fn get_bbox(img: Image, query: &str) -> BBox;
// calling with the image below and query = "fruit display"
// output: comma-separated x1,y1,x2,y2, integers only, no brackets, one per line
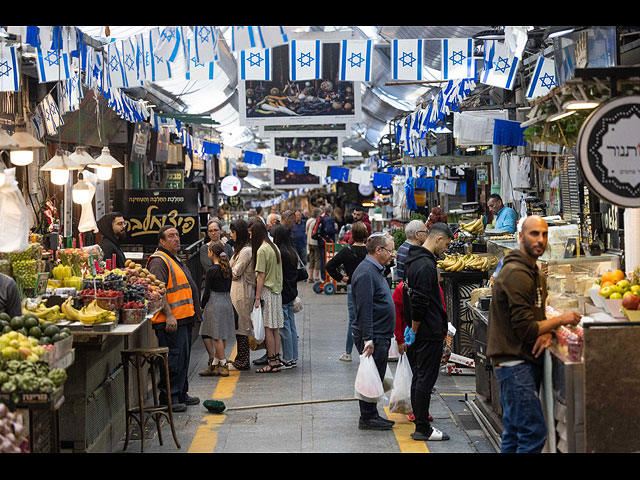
61,298,116,325
597,270,633,300
458,216,485,235
0,358,67,394
21,301,65,323
0,402,27,453
437,253,498,272
0,330,47,361
0,312,71,347
426,207,448,230
123,260,166,302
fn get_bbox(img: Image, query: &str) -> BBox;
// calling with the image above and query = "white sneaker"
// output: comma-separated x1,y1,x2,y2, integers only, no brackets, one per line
339,353,352,362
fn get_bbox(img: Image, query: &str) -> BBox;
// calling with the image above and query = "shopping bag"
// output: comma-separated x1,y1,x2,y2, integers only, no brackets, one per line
383,363,394,393
293,296,304,313
251,304,265,343
389,353,413,415
388,337,400,360
354,354,385,403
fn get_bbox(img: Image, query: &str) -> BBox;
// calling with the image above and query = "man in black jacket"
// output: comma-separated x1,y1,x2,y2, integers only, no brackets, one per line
97,212,128,269
403,222,452,441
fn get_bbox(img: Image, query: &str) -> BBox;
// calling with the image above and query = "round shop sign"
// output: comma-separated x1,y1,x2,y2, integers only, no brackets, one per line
220,175,242,197
358,184,374,196
577,95,640,207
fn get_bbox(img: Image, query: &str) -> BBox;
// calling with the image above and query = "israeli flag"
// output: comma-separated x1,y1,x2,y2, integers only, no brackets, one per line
40,93,63,136
391,39,423,81
57,74,82,115
85,46,104,89
193,26,218,63
187,39,216,81
289,40,322,81
339,39,373,82
142,28,173,82
239,47,271,81
480,40,519,90
36,48,71,83
526,56,556,100
231,26,291,51
155,26,184,63
441,38,475,80
105,42,128,89
32,106,46,139
120,38,142,87
0,46,20,92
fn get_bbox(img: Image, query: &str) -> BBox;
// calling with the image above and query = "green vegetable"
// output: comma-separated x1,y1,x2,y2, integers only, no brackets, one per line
48,368,67,387
0,371,9,384
1,380,16,393
38,377,55,393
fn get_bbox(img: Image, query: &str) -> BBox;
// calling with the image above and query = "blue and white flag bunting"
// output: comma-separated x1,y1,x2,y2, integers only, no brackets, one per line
193,26,218,63
40,93,63,136
289,40,322,81
239,47,271,81
441,38,475,80
117,38,143,88
0,46,20,92
526,56,556,99
142,28,173,82
32,106,45,139
339,39,373,82
480,40,519,90
187,39,216,81
36,48,71,83
243,150,263,166
330,166,349,182
287,158,306,174
391,39,423,81
155,26,184,63
85,46,104,89
57,74,82,115
231,26,291,52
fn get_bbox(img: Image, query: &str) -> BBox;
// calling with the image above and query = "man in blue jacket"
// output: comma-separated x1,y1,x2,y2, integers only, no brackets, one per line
403,222,453,441
486,194,518,234
351,232,396,430
317,204,337,280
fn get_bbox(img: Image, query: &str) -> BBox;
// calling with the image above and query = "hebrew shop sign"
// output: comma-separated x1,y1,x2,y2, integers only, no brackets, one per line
577,95,640,208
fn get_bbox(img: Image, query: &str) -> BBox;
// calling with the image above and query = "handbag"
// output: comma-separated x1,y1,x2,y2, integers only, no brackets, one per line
295,250,309,282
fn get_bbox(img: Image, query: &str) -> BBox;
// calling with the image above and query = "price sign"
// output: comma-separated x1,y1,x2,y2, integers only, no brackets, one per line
35,272,50,296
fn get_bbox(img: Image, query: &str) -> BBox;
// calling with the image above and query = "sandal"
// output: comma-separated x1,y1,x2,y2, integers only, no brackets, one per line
256,355,281,373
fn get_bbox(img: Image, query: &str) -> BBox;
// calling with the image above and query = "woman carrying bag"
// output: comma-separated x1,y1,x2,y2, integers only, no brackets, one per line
229,219,255,371
272,225,300,369
250,219,284,373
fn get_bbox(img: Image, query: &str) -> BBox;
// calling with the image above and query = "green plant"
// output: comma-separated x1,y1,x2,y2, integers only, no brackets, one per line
410,212,427,222
392,229,407,250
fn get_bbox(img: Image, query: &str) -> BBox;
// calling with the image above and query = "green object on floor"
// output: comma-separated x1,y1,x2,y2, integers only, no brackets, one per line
203,400,226,413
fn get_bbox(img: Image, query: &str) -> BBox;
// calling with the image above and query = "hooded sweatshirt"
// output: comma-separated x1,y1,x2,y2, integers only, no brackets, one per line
487,249,548,366
403,244,448,342
97,213,126,269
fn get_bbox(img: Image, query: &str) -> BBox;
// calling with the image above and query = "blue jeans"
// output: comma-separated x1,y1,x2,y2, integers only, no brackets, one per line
280,300,299,363
494,362,546,453
345,284,355,354
155,323,192,405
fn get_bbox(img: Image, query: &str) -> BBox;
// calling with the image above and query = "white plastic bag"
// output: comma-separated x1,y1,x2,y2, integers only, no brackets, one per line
383,364,394,393
251,304,265,343
0,168,29,253
389,353,413,415
388,337,400,360
354,354,385,403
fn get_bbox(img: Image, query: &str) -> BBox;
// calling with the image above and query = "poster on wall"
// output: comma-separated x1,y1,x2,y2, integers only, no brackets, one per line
130,122,150,163
238,43,361,127
114,189,200,246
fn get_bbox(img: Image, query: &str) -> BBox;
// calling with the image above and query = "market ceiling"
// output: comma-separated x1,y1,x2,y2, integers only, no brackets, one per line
62,26,563,155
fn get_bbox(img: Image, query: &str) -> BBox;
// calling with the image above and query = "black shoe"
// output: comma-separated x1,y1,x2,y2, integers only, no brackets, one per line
253,353,269,366
184,395,200,406
376,415,395,426
358,416,394,431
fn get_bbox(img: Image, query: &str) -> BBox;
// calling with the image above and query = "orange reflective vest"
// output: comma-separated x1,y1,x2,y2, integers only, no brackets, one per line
147,250,195,325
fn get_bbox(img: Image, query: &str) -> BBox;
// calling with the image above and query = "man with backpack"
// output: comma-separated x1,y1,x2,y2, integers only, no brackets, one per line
312,204,337,281
402,222,453,441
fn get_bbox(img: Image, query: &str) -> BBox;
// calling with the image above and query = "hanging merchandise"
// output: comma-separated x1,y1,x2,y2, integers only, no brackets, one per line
76,171,99,233
0,167,29,253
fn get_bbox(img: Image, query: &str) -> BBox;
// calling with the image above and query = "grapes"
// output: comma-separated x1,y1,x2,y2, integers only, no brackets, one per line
124,284,146,303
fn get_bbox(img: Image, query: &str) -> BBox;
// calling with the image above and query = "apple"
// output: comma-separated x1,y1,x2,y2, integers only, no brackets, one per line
631,285,640,295
600,286,614,298
617,279,631,293
623,292,640,310
609,292,623,300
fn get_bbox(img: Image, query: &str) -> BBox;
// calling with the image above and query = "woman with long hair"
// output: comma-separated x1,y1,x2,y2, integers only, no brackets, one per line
249,219,284,373
229,219,255,370
199,241,236,377
272,224,300,369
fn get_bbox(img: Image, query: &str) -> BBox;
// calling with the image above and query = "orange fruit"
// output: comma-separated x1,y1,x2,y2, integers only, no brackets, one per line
611,270,625,283
601,281,614,288
601,272,615,284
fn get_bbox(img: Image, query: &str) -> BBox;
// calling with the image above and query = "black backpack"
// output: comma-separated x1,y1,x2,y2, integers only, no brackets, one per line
311,215,326,241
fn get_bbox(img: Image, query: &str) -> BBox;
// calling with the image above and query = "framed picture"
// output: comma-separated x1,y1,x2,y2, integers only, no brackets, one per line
238,43,361,127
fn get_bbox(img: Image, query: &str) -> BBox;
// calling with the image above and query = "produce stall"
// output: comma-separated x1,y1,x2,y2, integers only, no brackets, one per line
1,235,166,452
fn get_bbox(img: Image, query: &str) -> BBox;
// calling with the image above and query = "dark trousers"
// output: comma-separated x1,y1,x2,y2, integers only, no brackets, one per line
407,338,443,434
353,335,391,419
155,323,192,405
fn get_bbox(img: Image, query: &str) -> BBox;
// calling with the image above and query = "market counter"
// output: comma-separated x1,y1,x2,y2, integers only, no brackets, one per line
59,317,156,453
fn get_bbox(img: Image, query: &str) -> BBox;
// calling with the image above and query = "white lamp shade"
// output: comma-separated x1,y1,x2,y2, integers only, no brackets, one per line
69,146,94,167
50,169,70,185
95,166,113,180
89,146,123,169
10,149,34,166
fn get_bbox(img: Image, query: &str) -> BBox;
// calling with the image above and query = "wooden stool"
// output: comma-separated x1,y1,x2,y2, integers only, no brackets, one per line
121,347,181,452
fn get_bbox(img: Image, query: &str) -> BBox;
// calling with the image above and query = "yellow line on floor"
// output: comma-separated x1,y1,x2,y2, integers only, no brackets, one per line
384,407,430,453
187,344,240,453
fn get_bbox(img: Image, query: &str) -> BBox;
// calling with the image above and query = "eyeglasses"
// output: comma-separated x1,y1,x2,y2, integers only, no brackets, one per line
416,230,427,235
379,246,395,255
115,221,127,227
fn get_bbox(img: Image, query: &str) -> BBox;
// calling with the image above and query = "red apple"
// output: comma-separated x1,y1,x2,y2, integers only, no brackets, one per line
622,292,640,310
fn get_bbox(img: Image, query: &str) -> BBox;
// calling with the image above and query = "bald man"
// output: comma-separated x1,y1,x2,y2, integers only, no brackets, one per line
488,215,581,453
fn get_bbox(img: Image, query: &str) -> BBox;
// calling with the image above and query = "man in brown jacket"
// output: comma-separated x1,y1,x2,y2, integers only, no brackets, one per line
488,215,581,453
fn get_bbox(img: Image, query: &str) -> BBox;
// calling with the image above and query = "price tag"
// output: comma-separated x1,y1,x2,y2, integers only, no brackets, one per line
35,272,50,296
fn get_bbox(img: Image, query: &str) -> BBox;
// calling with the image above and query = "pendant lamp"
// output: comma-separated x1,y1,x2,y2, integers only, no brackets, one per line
40,149,83,185
88,146,123,181
9,120,45,166
72,175,92,204
69,145,94,168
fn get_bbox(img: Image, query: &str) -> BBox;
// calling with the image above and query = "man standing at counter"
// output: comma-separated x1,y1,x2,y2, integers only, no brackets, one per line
487,215,581,453
147,226,201,413
486,194,518,234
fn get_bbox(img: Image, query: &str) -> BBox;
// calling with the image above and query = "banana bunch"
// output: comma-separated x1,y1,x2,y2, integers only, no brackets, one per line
437,253,498,272
62,298,116,325
22,302,65,323
459,216,484,235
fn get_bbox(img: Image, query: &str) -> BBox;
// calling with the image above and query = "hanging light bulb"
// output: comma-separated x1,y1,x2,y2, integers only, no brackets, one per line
9,120,45,166
88,146,123,181
40,150,83,185
72,177,92,204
